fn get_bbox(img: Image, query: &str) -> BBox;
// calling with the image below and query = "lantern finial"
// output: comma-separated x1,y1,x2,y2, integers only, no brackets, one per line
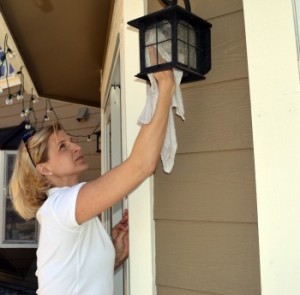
160,0,191,13
160,0,177,7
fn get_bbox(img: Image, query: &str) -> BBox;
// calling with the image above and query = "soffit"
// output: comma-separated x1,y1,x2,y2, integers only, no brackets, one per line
0,0,113,107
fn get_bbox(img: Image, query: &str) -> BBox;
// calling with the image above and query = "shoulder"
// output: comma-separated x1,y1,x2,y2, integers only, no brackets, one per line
48,182,86,198
37,182,86,229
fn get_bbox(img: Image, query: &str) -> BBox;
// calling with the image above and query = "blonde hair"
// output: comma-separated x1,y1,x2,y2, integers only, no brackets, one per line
9,122,63,220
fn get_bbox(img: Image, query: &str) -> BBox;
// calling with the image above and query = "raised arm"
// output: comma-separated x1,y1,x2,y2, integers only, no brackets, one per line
76,69,175,224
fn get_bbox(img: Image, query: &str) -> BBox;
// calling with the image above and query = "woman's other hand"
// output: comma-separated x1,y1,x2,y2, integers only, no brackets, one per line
112,209,129,270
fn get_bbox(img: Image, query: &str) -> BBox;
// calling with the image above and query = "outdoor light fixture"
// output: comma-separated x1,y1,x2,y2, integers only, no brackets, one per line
127,0,212,83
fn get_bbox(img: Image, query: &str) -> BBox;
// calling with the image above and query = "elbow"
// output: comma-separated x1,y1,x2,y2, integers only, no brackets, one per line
129,155,158,179
143,157,158,177
144,163,156,177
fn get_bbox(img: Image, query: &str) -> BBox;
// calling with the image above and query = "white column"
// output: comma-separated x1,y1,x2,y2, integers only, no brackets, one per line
243,0,300,294
120,1,157,295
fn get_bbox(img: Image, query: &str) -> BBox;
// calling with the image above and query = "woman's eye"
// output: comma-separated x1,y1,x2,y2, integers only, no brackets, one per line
59,143,66,150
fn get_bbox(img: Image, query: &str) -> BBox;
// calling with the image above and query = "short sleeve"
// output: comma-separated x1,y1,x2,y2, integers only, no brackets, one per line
48,182,86,230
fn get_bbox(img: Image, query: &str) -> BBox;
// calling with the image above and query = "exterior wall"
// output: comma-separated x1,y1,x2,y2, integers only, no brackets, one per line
149,1,261,294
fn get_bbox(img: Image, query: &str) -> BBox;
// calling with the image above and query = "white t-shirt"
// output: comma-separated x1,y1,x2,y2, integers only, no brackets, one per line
36,182,115,295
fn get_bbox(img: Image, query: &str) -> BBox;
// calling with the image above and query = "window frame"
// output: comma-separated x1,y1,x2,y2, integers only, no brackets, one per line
0,150,38,248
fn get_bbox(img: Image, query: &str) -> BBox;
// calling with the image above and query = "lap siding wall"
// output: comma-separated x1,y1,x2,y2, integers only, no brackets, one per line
149,1,261,294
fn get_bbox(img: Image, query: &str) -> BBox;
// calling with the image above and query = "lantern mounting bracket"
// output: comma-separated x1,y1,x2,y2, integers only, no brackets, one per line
160,0,191,12
160,0,177,7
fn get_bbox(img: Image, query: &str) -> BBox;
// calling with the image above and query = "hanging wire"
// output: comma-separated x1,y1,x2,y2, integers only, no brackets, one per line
43,98,101,144
16,66,24,100
1,34,101,145
47,98,60,122
28,94,38,128
67,121,101,141
1,35,22,106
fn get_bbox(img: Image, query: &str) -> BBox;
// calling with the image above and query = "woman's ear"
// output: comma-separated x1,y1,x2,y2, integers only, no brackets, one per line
36,163,53,176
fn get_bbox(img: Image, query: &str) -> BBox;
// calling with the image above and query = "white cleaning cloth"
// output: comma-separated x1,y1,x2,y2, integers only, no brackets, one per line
138,22,185,173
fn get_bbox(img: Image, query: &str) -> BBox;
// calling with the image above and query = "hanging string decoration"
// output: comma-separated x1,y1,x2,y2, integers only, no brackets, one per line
1,33,101,150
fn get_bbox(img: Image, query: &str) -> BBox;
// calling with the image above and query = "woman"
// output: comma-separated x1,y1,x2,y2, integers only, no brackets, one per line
9,68,175,294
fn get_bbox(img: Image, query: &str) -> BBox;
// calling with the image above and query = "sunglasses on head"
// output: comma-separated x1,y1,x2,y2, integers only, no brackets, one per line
22,129,36,167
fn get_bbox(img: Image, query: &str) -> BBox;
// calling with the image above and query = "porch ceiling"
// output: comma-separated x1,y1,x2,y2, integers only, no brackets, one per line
0,0,113,107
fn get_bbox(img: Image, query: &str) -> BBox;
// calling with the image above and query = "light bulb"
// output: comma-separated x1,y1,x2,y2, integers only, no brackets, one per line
44,114,50,121
7,48,15,58
25,123,31,130
17,92,24,100
5,97,13,105
87,135,92,142
20,110,26,118
31,95,38,103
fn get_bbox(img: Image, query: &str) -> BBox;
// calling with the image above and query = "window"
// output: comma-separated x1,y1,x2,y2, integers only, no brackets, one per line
0,151,38,248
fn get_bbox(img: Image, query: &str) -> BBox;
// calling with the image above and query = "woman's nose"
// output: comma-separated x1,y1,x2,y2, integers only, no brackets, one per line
71,141,82,152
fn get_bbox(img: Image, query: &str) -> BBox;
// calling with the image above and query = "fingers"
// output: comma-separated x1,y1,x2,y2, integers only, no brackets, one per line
112,210,130,269
120,209,128,224
112,210,129,229
113,230,129,257
114,228,128,243
112,209,129,240
114,230,129,269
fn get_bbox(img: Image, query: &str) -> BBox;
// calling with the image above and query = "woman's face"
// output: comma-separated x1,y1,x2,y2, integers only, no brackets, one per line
38,129,89,186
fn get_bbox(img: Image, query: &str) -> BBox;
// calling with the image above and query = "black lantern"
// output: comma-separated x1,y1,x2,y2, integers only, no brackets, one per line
127,0,212,83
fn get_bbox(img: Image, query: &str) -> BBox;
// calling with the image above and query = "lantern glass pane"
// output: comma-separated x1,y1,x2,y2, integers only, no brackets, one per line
189,46,197,69
157,21,172,42
145,40,172,67
178,41,197,69
145,21,172,45
178,22,189,43
177,21,198,68
178,40,188,65
145,20,172,67
178,21,196,46
189,28,196,47
157,41,172,63
145,26,156,46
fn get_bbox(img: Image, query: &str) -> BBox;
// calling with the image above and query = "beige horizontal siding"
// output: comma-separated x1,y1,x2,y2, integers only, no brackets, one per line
155,150,257,223
157,285,215,295
156,221,260,295
152,0,260,294
200,10,248,85
177,79,253,153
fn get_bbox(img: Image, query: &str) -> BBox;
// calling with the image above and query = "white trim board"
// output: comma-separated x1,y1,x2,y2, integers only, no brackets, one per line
243,0,300,293
101,0,156,294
